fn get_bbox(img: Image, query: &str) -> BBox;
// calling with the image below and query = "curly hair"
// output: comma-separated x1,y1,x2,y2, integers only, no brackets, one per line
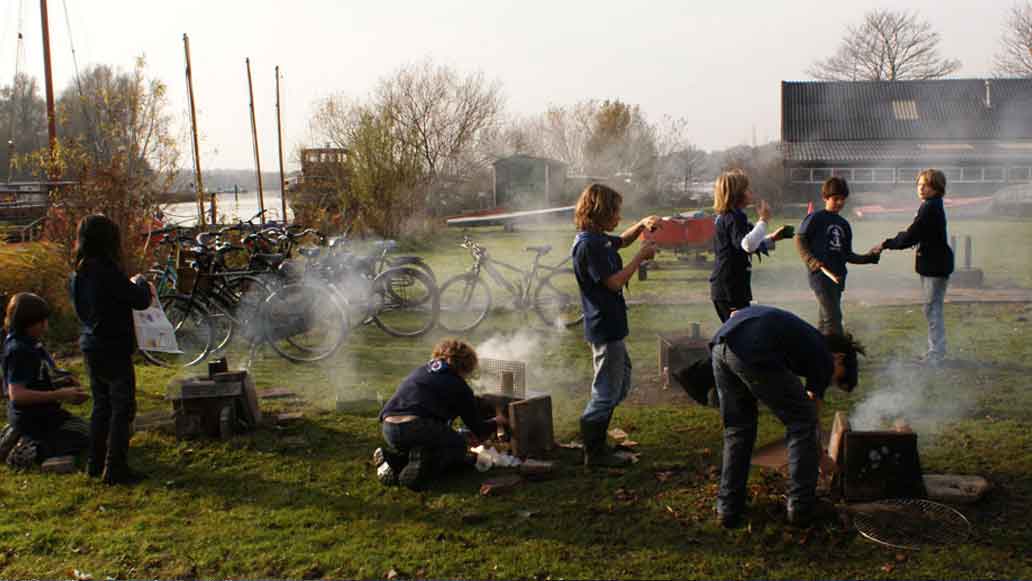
4,292,51,335
712,170,750,214
918,169,947,197
431,338,479,377
574,183,622,232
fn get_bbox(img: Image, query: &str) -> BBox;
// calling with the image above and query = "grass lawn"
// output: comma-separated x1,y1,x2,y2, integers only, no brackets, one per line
1,213,1031,579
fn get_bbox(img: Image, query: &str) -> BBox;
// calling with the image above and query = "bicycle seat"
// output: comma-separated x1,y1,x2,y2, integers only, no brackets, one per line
298,247,322,259
524,245,552,256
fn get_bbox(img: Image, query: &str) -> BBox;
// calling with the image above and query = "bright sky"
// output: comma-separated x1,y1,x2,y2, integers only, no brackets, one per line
0,0,1005,170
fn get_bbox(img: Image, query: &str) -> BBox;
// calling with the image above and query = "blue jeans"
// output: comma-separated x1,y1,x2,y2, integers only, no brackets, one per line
381,418,468,476
921,276,948,359
711,343,819,516
581,340,632,423
813,281,844,336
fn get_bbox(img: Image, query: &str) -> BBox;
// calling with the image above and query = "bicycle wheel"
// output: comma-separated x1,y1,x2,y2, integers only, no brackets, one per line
386,257,437,286
371,266,439,337
437,272,492,332
262,282,348,363
209,275,272,352
534,268,584,329
140,294,214,367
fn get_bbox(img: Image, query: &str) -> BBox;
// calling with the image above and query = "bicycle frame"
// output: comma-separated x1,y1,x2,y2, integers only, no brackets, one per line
473,251,572,308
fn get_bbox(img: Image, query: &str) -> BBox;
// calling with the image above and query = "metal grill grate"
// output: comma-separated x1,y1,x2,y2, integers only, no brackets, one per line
851,498,972,549
478,358,526,398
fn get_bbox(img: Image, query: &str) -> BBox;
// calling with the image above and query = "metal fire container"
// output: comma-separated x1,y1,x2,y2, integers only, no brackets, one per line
842,430,926,501
479,358,526,398
476,391,554,458
658,324,714,405
168,370,259,440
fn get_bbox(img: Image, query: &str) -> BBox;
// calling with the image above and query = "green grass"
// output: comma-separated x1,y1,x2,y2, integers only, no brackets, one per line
1,215,1031,579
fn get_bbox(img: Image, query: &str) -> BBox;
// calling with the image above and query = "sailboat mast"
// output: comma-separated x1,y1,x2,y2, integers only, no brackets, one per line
275,66,287,223
183,34,207,227
246,58,265,223
39,0,57,178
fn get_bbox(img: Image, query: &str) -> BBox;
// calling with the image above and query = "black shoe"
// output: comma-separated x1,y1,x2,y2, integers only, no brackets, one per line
101,465,147,486
718,511,745,529
398,447,430,491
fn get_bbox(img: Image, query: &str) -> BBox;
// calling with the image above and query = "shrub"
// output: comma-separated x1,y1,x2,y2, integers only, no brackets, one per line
0,242,79,345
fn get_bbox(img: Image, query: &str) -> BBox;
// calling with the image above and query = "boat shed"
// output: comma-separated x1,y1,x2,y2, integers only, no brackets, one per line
492,154,568,209
781,79,1032,199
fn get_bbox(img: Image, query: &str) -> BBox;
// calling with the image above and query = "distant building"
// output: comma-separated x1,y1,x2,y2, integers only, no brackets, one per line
781,79,1032,199
492,154,568,209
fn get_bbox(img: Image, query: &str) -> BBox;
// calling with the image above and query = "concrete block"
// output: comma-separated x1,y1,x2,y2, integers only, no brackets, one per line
508,395,554,458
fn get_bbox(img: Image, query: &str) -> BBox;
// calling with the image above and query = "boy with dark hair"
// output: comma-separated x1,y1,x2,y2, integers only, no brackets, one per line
796,176,880,335
572,183,658,467
710,305,862,528
375,338,505,491
1,293,89,471
875,169,954,363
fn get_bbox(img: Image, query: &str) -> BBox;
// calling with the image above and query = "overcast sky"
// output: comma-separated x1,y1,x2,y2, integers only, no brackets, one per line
0,0,1007,170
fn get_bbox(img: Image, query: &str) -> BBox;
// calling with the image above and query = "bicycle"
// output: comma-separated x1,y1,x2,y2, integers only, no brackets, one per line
437,235,583,332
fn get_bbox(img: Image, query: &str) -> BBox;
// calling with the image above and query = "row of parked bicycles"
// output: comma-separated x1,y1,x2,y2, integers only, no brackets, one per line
143,211,584,367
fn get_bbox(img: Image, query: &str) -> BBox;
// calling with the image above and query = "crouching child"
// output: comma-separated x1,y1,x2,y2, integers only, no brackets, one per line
375,339,505,491
0,293,89,471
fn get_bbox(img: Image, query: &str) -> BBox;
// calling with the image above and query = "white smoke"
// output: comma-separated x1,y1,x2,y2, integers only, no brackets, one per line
850,359,975,434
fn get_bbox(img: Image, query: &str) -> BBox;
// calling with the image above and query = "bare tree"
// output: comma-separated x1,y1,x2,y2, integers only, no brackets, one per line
995,2,1032,77
808,10,961,81
375,60,503,213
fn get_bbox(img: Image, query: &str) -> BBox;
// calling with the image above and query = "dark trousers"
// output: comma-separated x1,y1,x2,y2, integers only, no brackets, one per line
382,418,468,477
813,282,844,336
713,299,749,323
13,409,89,461
711,343,819,516
84,351,137,472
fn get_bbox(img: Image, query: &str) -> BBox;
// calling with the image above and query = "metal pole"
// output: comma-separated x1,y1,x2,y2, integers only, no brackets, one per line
274,65,287,224
246,58,265,223
183,34,207,227
964,235,972,270
39,0,58,179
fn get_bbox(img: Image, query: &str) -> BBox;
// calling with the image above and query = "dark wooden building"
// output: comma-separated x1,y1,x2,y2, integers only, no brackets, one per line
492,154,568,209
781,79,1032,199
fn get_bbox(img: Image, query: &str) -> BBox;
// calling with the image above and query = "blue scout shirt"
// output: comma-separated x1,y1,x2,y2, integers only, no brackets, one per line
379,360,494,439
710,209,771,304
798,209,853,290
572,231,628,344
2,333,60,431
710,305,834,398
70,257,152,356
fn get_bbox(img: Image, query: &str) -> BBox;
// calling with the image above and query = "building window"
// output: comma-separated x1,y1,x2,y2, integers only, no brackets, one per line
832,168,852,179
984,167,1005,181
852,169,874,183
897,168,919,183
959,168,983,182
892,100,919,120
790,168,811,183
872,168,895,183
943,168,962,182
1008,167,1032,182
812,168,831,181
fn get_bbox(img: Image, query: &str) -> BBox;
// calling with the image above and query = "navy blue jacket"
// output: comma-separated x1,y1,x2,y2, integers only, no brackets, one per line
380,362,494,439
572,231,628,343
71,258,152,355
881,196,954,277
709,209,771,305
710,305,834,398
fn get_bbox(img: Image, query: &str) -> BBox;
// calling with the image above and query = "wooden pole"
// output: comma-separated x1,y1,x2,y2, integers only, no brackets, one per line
274,65,287,223
183,34,207,227
39,0,57,180
246,58,265,223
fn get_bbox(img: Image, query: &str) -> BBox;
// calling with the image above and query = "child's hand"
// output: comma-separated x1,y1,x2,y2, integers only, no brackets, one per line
756,199,772,222
59,387,89,405
869,244,883,254
640,215,661,232
638,240,657,261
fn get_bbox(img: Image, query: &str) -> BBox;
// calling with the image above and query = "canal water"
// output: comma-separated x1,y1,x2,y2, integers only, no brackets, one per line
161,191,294,226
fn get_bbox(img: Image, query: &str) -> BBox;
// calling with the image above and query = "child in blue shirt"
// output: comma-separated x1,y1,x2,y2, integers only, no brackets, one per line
1,293,89,470
796,177,880,335
572,183,657,467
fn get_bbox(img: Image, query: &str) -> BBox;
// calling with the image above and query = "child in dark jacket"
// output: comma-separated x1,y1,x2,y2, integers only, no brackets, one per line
375,339,505,491
1,293,89,470
875,169,954,362
70,215,154,485
796,177,880,335
709,170,791,322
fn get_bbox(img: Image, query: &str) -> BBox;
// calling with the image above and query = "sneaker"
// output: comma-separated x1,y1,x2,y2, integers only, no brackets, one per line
101,465,147,486
398,447,430,491
0,424,21,462
372,448,398,486
717,511,745,529
5,437,38,470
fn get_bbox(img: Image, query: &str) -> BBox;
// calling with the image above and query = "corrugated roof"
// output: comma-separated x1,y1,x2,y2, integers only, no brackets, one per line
782,79,1032,142
782,140,1032,163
